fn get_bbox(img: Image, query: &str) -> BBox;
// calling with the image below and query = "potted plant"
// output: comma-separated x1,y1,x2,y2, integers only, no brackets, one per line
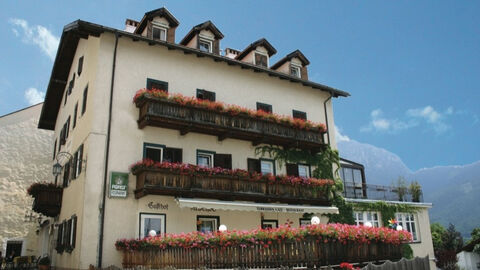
393,177,408,201
38,256,50,270
409,181,422,202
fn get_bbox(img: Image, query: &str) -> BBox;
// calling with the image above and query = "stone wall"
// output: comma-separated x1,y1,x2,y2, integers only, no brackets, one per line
0,103,53,255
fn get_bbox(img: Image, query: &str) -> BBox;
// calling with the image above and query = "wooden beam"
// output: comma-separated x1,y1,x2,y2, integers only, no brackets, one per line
218,132,230,141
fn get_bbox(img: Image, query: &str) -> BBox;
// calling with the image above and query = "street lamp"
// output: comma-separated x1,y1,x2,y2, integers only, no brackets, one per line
364,222,373,227
219,224,227,232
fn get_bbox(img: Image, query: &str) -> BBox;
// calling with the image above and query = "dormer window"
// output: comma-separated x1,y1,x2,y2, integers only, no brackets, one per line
290,65,301,78
152,26,167,41
254,52,268,67
199,38,212,53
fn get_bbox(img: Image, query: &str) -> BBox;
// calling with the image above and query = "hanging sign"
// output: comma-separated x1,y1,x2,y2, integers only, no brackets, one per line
109,172,128,198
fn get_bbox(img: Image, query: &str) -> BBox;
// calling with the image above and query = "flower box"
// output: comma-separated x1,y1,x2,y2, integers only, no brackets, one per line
28,183,63,217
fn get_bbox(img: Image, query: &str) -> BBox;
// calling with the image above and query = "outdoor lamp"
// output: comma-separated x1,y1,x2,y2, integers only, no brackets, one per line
396,225,403,231
364,222,373,227
311,216,320,225
148,230,157,237
219,224,227,232
52,162,63,177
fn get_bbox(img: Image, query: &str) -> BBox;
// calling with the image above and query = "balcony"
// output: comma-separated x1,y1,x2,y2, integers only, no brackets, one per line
30,185,63,217
343,182,423,203
133,167,332,206
135,96,325,151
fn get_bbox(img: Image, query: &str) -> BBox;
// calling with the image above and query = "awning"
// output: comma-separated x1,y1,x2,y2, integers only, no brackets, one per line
175,198,338,214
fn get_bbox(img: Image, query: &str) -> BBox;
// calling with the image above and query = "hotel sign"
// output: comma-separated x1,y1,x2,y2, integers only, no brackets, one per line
109,172,128,198
256,206,306,213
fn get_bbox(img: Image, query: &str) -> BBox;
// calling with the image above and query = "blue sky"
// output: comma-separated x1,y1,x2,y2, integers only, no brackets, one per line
1,1,479,170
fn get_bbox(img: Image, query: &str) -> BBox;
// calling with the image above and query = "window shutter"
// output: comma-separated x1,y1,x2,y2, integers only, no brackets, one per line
72,153,78,179
63,160,70,187
214,154,232,169
301,66,308,80
78,56,84,76
53,140,57,160
77,144,83,176
82,86,88,115
72,216,77,248
247,158,261,174
66,219,72,251
146,21,153,38
163,148,182,163
213,39,220,55
56,223,63,251
286,163,299,176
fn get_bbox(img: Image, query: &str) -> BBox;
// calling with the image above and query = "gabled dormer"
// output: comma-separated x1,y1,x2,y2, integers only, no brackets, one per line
134,7,179,43
235,38,277,68
179,21,224,55
271,50,310,80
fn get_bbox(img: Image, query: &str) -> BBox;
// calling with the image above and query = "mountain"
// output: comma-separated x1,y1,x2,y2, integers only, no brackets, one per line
337,139,480,238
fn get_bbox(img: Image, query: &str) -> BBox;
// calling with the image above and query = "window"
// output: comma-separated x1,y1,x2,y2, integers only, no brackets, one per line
256,102,272,113
290,65,301,78
56,216,76,253
298,164,311,178
261,219,278,229
53,140,57,160
139,213,166,238
292,110,307,120
197,150,214,168
299,218,311,226
254,52,268,67
65,116,70,139
354,211,380,227
197,216,219,233
286,163,310,178
260,159,275,175
248,158,276,176
163,147,182,163
64,87,68,105
196,89,216,101
81,85,88,115
77,56,84,76
396,213,419,242
73,103,78,129
68,74,75,95
152,26,167,41
146,78,168,92
144,143,164,163
198,39,212,53
214,153,232,169
63,159,71,188
72,144,83,179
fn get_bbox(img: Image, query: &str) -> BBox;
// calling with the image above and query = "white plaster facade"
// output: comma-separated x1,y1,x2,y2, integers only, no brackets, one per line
458,250,480,270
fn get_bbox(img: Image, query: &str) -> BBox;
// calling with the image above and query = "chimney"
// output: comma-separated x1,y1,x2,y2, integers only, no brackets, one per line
125,19,139,33
225,48,240,59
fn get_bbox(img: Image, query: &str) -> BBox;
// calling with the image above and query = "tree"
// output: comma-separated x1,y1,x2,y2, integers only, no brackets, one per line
431,222,446,251
442,223,463,251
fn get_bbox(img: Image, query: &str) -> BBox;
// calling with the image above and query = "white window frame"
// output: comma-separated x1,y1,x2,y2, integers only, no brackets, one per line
290,64,301,78
74,146,83,178
298,164,310,178
198,38,213,53
139,213,166,238
197,151,214,168
396,213,419,242
152,24,167,41
254,51,269,67
145,144,164,163
260,159,275,175
354,211,380,227
197,216,219,233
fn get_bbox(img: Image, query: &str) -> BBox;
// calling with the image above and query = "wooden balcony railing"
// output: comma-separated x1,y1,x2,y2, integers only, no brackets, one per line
136,97,325,150
134,168,331,206
32,187,63,217
343,182,424,203
120,239,402,269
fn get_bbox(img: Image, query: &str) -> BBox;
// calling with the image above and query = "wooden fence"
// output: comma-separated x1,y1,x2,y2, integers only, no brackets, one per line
120,239,402,269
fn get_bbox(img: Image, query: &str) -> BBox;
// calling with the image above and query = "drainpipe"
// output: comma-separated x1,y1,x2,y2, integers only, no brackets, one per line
323,92,333,145
98,32,119,268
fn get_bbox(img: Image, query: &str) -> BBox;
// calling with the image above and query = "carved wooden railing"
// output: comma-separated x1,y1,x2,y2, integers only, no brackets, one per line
136,97,325,150
134,168,331,206
120,239,402,269
32,187,63,217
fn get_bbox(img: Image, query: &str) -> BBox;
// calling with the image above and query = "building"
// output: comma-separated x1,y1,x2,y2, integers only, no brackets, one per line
0,103,53,258
339,158,436,269
35,7,353,269
457,238,480,270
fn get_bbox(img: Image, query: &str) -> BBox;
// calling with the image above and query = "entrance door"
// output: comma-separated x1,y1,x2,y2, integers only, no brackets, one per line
6,240,23,258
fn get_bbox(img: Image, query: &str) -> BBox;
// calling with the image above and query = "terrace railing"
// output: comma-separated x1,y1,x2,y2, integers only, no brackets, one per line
343,182,423,203
134,168,331,205
120,239,402,269
31,186,63,217
136,97,325,151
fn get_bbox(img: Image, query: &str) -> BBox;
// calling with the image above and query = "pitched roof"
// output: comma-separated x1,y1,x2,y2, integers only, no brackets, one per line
271,50,310,70
134,7,179,34
235,38,277,60
179,20,224,45
38,20,349,130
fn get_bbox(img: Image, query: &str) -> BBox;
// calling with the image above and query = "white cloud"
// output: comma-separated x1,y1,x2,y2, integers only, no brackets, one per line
361,109,416,133
9,18,59,61
406,105,449,133
335,126,350,142
24,88,45,105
